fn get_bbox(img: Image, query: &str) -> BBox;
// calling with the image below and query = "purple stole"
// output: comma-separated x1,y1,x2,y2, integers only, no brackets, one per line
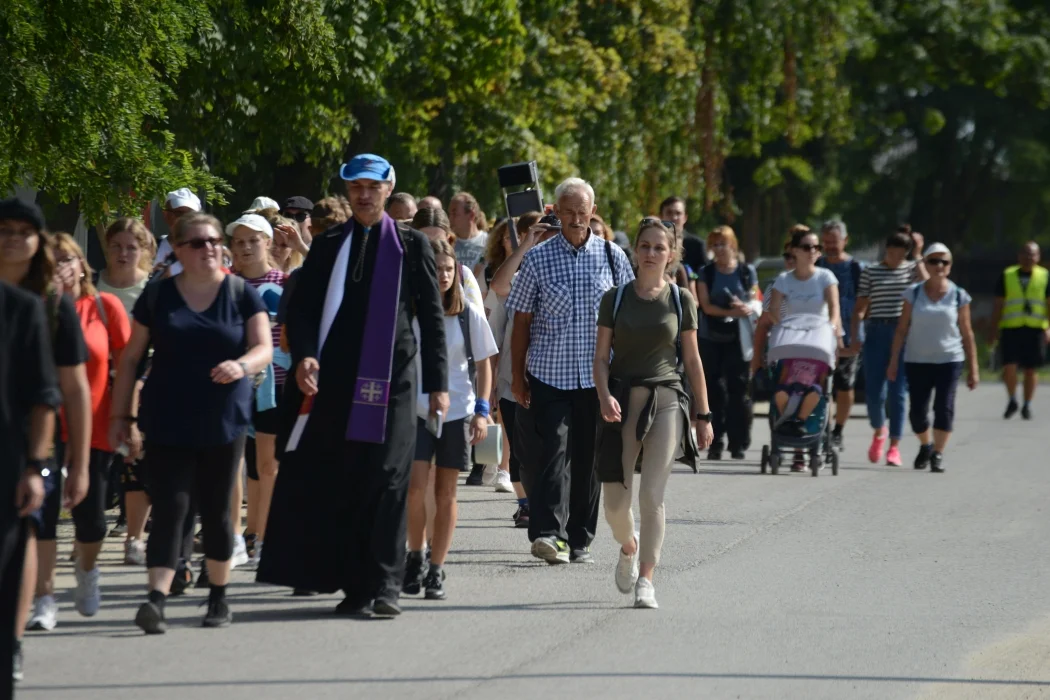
345,214,403,444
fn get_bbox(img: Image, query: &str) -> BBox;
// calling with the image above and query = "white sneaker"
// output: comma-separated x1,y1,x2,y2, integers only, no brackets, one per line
634,577,658,609
493,469,514,494
74,566,101,617
124,538,146,566
615,545,639,594
251,540,263,569
231,534,249,568
28,595,58,631
482,463,498,486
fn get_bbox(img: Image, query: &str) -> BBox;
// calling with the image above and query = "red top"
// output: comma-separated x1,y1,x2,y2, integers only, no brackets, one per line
61,292,131,451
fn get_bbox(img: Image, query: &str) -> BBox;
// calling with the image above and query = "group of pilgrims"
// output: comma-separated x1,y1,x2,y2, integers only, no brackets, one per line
1,150,1046,689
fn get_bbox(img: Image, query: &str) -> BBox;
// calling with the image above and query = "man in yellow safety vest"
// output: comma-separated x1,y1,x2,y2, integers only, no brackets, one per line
990,241,1049,419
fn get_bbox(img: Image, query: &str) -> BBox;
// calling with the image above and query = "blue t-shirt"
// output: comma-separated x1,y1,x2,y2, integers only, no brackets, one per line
699,263,758,340
902,282,972,365
817,257,863,346
134,276,267,447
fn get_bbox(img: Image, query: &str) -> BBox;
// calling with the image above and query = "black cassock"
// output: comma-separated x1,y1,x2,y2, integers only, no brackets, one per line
257,219,447,601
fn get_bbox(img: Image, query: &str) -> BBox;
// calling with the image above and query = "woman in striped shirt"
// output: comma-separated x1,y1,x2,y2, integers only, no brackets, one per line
849,227,927,466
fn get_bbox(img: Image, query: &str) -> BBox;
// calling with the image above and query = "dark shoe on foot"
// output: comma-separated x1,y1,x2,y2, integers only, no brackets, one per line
202,598,232,628
1022,404,1032,420
1005,397,1019,419
730,448,747,459
169,562,192,597
423,569,446,600
135,602,168,635
790,453,806,472
831,428,844,452
372,597,402,617
334,596,371,616
914,443,933,470
706,446,723,461
531,536,570,565
292,589,317,597
195,560,210,589
402,552,425,596
930,452,945,473
570,547,595,564
513,504,530,529
465,464,485,486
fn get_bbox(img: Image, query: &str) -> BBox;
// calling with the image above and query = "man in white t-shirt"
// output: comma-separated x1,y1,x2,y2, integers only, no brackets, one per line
449,192,488,271
153,188,202,277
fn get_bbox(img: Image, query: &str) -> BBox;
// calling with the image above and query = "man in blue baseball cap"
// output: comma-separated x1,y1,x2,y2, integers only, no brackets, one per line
259,155,449,618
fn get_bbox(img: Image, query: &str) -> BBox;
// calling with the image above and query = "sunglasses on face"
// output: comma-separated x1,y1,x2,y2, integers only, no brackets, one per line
926,258,951,267
282,210,309,223
177,237,222,250
796,243,822,252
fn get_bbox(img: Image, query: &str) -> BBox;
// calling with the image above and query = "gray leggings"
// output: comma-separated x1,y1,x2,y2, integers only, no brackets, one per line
602,386,683,566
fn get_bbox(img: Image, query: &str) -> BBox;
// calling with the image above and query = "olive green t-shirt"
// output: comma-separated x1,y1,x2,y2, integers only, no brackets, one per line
597,283,699,383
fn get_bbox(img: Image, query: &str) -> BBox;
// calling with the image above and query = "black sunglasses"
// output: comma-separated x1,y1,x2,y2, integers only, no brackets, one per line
639,217,677,236
177,236,223,250
282,210,309,223
926,258,951,267
796,243,822,252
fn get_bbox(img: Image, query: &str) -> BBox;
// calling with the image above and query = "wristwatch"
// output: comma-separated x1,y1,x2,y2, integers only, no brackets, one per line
238,361,250,377
26,458,50,478
695,412,713,422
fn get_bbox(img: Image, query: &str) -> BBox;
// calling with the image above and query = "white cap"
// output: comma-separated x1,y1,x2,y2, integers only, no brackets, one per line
247,196,280,213
165,188,201,212
225,214,274,239
924,242,952,259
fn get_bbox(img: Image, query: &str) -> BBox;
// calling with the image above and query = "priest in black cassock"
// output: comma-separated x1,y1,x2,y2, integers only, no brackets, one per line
258,154,448,617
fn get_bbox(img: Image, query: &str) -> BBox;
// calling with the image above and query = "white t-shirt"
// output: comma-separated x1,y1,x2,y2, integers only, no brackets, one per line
485,288,515,403
460,264,484,310
414,302,498,422
154,237,183,276
771,268,838,320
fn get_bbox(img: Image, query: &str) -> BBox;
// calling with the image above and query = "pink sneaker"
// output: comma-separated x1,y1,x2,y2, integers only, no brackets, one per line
886,445,902,467
868,428,887,463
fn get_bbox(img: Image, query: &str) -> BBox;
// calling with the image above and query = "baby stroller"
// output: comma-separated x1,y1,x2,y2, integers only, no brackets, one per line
759,313,840,477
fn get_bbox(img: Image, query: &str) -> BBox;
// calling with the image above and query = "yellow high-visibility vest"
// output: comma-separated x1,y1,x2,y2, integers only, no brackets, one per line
1000,265,1049,329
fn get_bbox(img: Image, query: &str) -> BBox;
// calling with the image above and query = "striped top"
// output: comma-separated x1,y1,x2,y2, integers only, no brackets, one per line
857,261,920,319
241,268,288,386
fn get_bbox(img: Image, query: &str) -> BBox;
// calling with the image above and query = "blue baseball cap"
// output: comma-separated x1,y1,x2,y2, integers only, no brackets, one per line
339,154,395,184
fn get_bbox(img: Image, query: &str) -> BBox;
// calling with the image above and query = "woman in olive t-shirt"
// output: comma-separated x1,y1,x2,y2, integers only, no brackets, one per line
593,218,713,610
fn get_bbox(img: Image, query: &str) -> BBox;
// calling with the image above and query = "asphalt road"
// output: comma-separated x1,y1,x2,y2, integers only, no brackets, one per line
18,384,1050,700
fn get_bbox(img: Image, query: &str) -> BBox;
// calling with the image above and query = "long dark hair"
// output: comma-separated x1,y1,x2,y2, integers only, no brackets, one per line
20,230,55,296
429,238,464,316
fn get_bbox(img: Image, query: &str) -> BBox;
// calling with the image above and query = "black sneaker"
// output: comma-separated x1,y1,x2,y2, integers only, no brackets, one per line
135,601,168,635
402,552,425,595
334,596,371,616
12,641,23,682
730,448,747,459
831,427,844,452
108,519,127,538
423,569,446,600
930,452,945,473
513,504,530,529
372,597,402,617
202,598,232,628
465,464,485,486
531,536,570,565
570,547,595,564
1021,403,1032,420
1005,397,1019,419
707,446,723,461
195,560,210,588
914,443,933,470
243,533,257,560
170,561,193,597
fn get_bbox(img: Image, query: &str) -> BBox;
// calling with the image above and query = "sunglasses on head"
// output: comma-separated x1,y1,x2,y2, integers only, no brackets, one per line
282,210,309,223
796,243,822,252
177,236,222,250
926,258,951,267
639,217,677,236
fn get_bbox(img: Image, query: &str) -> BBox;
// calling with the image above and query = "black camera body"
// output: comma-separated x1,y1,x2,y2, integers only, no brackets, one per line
538,212,561,231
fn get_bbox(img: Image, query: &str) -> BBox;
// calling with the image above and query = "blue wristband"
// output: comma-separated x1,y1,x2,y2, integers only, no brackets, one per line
474,399,490,417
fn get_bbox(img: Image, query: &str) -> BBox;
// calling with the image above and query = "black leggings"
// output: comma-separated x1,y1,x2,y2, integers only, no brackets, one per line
499,398,523,483
35,446,113,543
144,437,245,570
905,362,963,434
700,339,753,451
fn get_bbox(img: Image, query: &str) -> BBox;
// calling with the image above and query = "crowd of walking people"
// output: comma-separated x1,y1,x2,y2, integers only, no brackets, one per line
1,152,1047,693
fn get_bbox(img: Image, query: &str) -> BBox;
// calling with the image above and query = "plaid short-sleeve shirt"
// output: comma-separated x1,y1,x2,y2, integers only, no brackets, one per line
506,233,634,390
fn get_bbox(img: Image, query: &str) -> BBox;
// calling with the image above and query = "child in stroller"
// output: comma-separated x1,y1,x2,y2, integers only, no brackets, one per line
772,358,830,436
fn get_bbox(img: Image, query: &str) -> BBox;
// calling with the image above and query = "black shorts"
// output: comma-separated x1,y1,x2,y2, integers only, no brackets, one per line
253,406,281,435
30,447,114,543
414,417,471,470
833,355,859,392
122,455,147,493
1000,327,1047,370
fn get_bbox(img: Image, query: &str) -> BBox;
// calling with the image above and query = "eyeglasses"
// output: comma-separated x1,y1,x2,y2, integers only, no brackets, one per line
282,210,309,223
796,243,822,252
926,258,951,267
177,237,222,250
55,256,79,267
638,217,677,236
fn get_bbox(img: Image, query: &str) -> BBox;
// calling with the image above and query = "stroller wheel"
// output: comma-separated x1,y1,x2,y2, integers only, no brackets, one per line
760,445,770,474
769,451,780,475
830,450,839,476
810,455,821,477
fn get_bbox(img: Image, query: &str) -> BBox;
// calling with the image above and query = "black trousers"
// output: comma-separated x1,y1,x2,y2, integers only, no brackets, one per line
905,362,963,434
0,517,26,699
144,437,245,570
521,375,600,549
499,398,523,483
700,340,753,451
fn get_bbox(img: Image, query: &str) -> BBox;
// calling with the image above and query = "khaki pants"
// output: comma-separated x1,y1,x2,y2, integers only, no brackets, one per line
602,386,682,566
